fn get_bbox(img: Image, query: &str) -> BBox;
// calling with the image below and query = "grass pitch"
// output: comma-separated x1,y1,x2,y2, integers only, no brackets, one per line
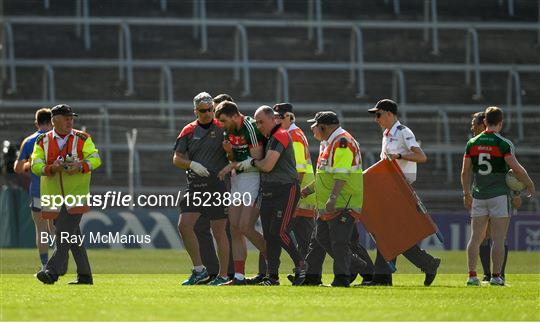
1,249,539,321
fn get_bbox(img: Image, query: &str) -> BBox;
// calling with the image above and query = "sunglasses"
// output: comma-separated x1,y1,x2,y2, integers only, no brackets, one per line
197,107,214,113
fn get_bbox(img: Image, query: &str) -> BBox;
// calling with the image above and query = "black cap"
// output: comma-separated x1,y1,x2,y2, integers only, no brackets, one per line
307,111,340,126
273,103,293,116
368,99,398,115
51,104,78,117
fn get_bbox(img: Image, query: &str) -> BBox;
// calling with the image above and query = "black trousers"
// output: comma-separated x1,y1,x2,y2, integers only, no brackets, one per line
291,216,316,260
306,221,374,277
373,244,436,276
46,206,91,279
260,182,302,276
305,212,367,279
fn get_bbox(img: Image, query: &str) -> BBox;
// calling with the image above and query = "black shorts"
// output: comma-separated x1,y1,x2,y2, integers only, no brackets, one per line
180,181,228,221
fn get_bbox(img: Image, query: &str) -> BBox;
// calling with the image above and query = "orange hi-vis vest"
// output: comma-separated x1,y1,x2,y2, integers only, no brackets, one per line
31,129,101,219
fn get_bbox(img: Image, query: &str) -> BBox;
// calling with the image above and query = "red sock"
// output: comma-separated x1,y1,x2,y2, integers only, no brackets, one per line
469,271,477,278
234,261,245,275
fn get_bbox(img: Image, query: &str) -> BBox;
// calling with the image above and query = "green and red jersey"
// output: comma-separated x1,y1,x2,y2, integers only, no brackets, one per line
224,115,265,163
464,130,514,199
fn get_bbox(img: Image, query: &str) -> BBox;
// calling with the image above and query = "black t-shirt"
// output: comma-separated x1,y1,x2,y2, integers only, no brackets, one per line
174,119,229,186
261,125,298,185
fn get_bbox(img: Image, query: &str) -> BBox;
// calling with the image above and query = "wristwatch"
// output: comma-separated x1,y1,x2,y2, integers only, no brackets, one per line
250,158,256,167
397,153,402,159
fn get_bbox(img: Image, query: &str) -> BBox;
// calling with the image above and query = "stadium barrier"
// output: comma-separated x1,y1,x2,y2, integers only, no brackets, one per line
0,185,36,248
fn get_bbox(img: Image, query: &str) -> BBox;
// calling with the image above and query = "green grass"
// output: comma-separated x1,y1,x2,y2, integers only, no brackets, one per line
1,249,540,321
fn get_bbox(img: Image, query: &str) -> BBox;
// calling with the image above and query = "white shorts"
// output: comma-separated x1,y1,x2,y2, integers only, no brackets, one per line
471,195,510,218
231,172,260,207
30,197,41,212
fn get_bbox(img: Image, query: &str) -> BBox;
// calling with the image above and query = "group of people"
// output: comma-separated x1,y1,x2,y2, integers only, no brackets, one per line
16,94,534,288
174,93,447,287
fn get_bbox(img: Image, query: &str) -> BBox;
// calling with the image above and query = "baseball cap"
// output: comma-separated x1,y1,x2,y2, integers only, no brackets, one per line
307,111,340,126
273,103,293,116
368,99,398,115
51,104,78,117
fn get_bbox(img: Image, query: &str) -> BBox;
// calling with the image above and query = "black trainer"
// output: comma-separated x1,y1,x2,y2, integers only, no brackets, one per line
67,275,93,285
292,263,307,286
246,274,265,285
36,270,55,285
219,277,247,286
362,273,392,286
423,258,441,286
258,277,280,286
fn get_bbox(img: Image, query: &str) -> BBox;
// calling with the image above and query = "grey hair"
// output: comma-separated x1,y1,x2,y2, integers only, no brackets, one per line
193,92,213,108
255,105,274,118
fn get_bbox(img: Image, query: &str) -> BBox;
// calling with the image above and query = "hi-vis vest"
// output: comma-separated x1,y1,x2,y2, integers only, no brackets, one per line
289,124,316,217
315,128,363,221
31,129,101,219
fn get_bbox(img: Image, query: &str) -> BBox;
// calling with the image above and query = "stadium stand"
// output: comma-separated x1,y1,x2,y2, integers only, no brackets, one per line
1,0,539,212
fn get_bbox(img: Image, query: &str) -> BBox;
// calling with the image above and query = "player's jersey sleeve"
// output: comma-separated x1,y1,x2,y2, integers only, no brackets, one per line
174,123,196,154
401,127,419,150
499,138,514,157
464,139,472,158
174,136,189,154
18,136,34,161
268,136,285,154
244,118,263,148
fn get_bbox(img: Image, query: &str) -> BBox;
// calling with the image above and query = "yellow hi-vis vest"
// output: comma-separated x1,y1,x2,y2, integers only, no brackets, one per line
288,124,316,217
315,128,363,220
31,129,101,219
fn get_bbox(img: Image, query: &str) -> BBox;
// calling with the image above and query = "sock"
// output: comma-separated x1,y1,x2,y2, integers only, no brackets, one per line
469,271,477,278
492,273,500,278
194,265,205,273
269,274,279,280
479,239,491,276
39,253,48,266
502,244,508,277
234,261,245,280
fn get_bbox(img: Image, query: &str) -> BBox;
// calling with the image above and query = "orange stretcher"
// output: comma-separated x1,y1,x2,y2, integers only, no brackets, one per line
358,158,443,262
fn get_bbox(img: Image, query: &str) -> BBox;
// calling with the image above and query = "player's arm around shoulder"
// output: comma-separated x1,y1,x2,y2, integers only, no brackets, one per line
252,135,283,173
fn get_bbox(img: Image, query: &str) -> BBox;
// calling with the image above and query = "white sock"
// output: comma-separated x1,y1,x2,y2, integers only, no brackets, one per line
234,273,245,280
194,265,205,273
